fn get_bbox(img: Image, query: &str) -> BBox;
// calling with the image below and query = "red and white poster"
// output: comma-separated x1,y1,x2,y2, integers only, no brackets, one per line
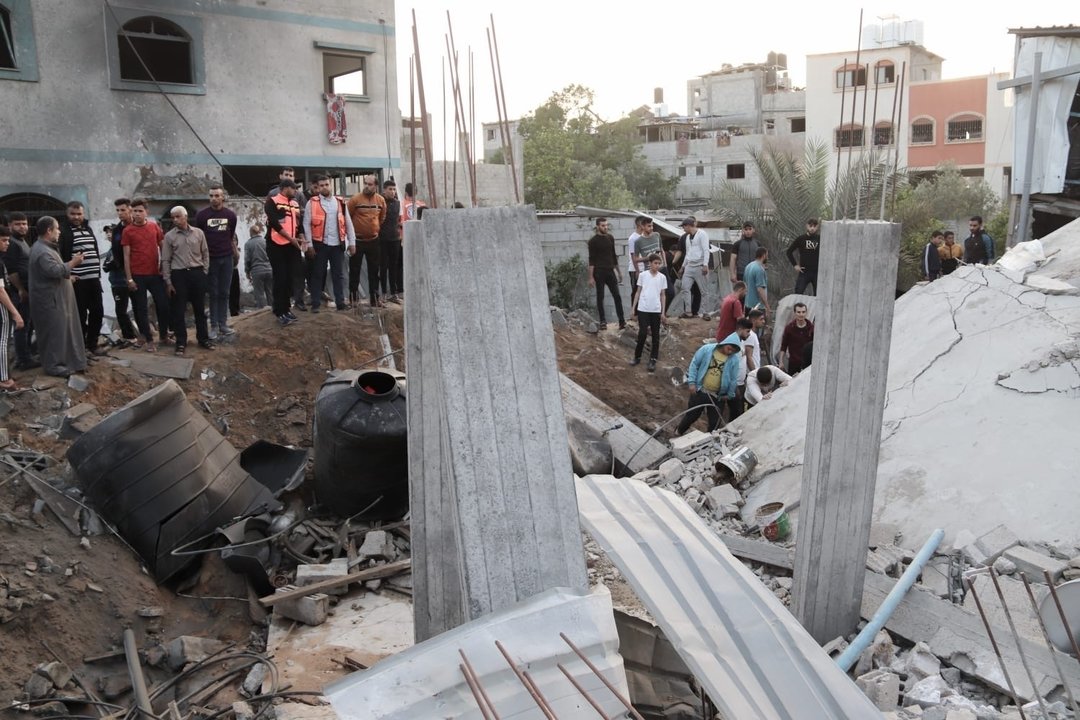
323,93,347,145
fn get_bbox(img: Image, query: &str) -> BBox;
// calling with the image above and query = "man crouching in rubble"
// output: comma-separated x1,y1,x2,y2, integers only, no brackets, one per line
675,331,747,435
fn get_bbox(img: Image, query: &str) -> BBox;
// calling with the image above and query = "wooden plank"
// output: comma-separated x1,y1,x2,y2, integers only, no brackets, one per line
792,221,901,643
721,535,795,569
259,560,411,606
559,373,669,474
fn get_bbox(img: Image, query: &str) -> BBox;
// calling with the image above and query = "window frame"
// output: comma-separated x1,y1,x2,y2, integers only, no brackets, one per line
910,117,935,145
873,122,894,147
874,60,895,85
0,0,39,82
789,117,806,133
316,41,374,102
726,163,746,180
834,125,864,149
834,64,866,90
945,112,984,144
105,8,205,95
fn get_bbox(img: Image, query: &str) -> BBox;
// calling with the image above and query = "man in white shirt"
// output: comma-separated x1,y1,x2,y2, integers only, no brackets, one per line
629,254,668,373
626,216,652,293
674,217,711,320
304,174,357,312
746,365,792,406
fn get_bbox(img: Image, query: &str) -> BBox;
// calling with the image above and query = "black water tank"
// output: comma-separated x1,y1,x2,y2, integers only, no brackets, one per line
313,369,408,519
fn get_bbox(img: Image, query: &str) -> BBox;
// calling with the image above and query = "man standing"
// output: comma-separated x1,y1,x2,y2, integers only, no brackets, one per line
3,212,36,368
673,217,710,320
587,217,625,330
268,168,310,311
195,184,238,338
729,221,761,283
675,330,748,435
265,180,303,326
924,230,944,282
304,174,356,313
743,247,770,316
346,175,386,308
626,216,653,293
29,217,86,377
785,218,820,295
122,199,171,351
629,254,668,372
244,224,273,308
378,179,401,303
779,302,814,374
940,230,962,275
162,207,213,355
714,281,746,342
59,201,105,354
963,215,994,265
107,198,139,344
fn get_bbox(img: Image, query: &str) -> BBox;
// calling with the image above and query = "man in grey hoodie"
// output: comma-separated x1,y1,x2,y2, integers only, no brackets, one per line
244,224,273,308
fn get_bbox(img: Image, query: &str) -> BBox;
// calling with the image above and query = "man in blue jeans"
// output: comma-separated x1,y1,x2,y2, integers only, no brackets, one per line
195,184,238,338
304,174,356,312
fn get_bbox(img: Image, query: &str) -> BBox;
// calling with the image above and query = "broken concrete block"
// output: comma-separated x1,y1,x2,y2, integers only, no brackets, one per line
272,587,328,626
295,558,350,596
658,457,684,485
869,629,895,669
869,523,901,549
66,375,90,392
919,558,952,598
241,664,266,697
358,530,395,562
35,661,72,690
165,636,230,671
669,430,711,461
630,469,660,485
25,672,53,700
719,503,741,518
232,701,255,720
944,710,976,720
904,674,952,709
30,701,67,717
867,549,898,575
974,525,1020,565
98,673,132,700
856,669,901,711
962,573,1044,643
940,667,961,686
1002,546,1067,581
822,636,849,657
903,641,941,681
992,557,1017,576
705,484,742,511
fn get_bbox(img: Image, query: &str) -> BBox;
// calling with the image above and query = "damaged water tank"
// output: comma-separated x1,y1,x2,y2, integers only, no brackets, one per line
313,369,408,519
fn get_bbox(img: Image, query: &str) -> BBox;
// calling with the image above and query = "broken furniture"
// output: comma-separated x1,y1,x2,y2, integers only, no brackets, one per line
66,380,280,581
313,369,408,519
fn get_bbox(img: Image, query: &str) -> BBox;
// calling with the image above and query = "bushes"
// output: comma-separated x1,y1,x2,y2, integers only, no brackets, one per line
545,254,588,309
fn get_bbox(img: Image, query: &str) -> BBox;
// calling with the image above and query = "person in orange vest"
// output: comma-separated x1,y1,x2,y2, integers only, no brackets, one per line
346,175,386,307
264,180,303,326
303,174,356,312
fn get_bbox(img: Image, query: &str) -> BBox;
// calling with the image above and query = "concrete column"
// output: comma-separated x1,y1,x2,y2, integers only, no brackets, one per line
792,220,900,643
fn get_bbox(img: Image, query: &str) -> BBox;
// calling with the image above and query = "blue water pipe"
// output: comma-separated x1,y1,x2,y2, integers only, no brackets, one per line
836,528,946,672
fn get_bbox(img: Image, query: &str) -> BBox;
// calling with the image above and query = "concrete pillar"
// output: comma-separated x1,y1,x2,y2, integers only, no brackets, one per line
404,207,588,641
792,220,900,643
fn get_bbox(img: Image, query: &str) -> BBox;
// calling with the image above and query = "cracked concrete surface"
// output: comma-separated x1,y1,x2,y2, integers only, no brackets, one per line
735,219,1080,548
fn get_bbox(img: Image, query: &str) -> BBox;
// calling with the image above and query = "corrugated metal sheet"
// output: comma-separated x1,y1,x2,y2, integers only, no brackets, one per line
1013,36,1080,195
577,475,883,720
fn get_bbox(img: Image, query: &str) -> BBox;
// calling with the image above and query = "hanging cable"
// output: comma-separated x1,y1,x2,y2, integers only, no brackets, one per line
102,0,261,199
380,19,394,179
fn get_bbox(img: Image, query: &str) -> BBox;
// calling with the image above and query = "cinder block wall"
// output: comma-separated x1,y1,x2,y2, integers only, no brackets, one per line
538,215,636,319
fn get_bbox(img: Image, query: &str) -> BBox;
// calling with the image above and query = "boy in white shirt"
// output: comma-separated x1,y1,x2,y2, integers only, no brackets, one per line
629,254,667,373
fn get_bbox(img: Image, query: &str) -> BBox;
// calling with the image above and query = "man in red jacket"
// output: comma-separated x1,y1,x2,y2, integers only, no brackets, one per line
714,281,747,341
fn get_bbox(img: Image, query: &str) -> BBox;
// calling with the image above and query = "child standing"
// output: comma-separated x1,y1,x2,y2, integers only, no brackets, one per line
630,253,668,373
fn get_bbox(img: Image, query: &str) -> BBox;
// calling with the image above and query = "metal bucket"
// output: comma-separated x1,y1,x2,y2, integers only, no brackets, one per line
714,446,758,485
755,502,790,542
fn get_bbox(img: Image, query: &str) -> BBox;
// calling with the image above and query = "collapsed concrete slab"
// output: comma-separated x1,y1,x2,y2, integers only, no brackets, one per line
738,217,1080,548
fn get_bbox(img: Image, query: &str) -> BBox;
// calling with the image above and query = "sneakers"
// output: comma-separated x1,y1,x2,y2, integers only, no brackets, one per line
700,313,711,321
294,301,308,312
598,322,607,330
285,311,298,321
209,326,219,340
277,314,296,327
219,325,235,336
310,306,320,314
618,322,627,330
679,312,694,319
647,359,657,373
198,340,216,350
629,358,641,366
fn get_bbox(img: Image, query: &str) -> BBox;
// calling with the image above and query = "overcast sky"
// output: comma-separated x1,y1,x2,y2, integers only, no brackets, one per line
395,2,1074,160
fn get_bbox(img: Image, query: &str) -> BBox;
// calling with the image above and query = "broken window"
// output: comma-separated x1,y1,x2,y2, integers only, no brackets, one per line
834,125,864,148
874,61,895,85
486,129,495,141
0,5,15,69
324,53,366,96
946,114,983,142
726,164,745,180
911,118,934,144
118,16,193,84
873,122,894,147
790,117,806,133
835,65,866,89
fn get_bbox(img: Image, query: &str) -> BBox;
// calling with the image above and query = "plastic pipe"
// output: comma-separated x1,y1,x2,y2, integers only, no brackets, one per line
836,528,945,672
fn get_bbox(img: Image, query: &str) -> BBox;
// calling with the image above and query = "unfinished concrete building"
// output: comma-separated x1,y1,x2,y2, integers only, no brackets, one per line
0,0,401,228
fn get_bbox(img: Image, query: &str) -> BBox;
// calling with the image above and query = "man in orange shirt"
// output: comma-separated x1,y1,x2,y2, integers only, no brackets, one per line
346,175,386,307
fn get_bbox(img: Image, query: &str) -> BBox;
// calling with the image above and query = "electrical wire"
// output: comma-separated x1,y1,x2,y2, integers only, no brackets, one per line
101,0,260,199
623,399,728,471
380,19,394,178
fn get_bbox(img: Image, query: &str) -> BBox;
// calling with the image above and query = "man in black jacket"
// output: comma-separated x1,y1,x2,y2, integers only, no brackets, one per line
924,231,944,282
378,179,402,303
587,217,625,329
785,218,820,295
58,201,105,354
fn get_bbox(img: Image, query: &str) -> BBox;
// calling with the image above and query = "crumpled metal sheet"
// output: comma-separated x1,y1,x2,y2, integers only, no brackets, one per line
576,475,883,720
325,586,633,719
67,380,280,582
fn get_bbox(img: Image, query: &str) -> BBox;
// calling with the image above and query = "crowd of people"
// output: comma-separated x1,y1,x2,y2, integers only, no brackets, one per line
922,215,995,281
0,168,423,385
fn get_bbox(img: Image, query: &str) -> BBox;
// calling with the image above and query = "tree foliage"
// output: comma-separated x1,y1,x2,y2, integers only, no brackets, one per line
519,85,678,211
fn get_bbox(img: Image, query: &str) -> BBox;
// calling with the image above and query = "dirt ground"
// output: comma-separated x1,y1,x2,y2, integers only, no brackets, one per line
0,301,711,710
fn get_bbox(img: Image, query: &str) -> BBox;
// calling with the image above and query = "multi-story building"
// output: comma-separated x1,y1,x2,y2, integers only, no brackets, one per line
0,0,400,228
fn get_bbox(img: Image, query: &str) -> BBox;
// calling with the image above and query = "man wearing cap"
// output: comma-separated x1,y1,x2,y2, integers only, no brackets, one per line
673,216,711,320
729,221,761,284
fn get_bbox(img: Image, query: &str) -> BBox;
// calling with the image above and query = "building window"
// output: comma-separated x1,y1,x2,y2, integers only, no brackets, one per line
324,53,366,96
678,166,687,177
764,118,775,134
946,114,984,142
106,9,204,94
873,122,894,147
726,164,745,180
790,117,806,133
486,129,495,141
835,65,866,89
0,0,38,82
911,118,934,145
874,61,895,85
834,125,864,148
695,164,705,176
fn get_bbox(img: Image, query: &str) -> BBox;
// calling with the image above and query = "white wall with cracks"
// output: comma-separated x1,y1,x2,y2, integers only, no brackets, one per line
734,218,1080,548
